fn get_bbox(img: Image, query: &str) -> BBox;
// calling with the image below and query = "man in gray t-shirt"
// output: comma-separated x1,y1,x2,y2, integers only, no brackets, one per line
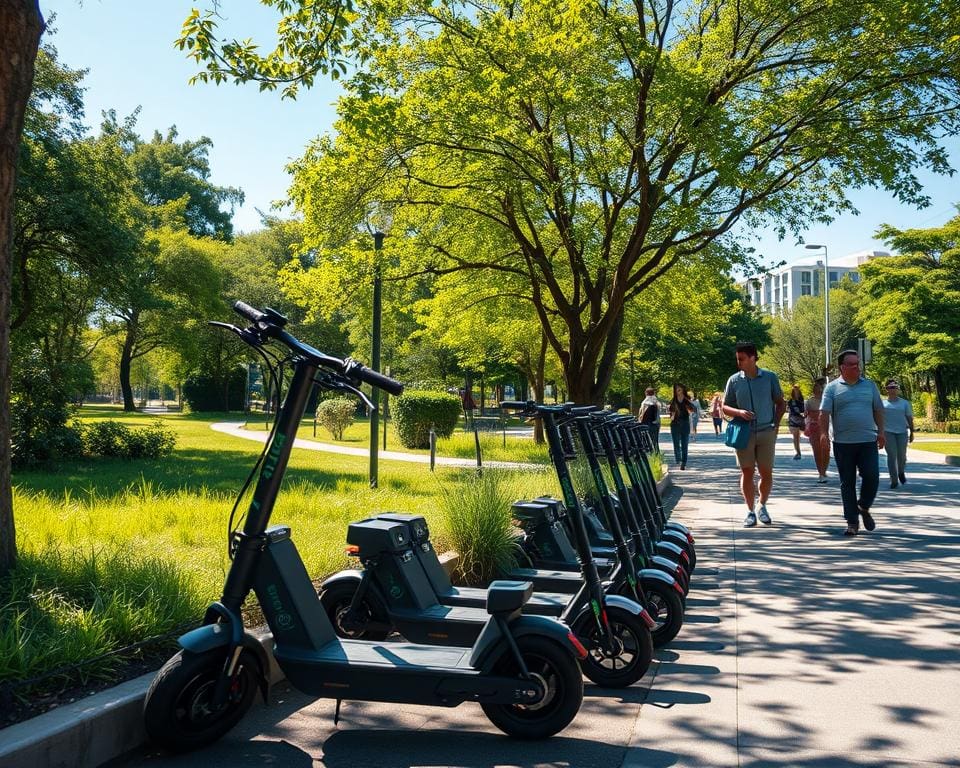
819,350,885,536
722,342,785,527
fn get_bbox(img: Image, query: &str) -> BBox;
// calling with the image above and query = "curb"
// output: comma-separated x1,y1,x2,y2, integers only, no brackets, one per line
1,473,672,768
0,632,280,768
908,446,960,466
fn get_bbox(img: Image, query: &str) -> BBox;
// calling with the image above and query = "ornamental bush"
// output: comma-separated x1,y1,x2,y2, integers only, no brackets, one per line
81,420,177,459
392,390,461,448
315,397,356,440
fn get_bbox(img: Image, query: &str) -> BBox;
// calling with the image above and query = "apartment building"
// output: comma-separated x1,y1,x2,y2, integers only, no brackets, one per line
740,250,891,315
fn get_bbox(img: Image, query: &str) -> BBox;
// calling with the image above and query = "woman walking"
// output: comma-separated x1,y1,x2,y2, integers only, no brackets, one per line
710,392,724,436
787,384,806,460
669,383,696,470
804,378,830,483
883,378,914,488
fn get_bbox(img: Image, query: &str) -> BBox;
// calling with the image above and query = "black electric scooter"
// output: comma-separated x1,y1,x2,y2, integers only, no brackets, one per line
501,402,686,647
141,303,585,752
321,510,653,687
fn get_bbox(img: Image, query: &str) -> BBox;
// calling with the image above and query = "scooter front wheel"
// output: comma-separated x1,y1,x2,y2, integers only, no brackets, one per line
143,648,259,753
481,636,583,739
575,605,653,688
641,580,685,647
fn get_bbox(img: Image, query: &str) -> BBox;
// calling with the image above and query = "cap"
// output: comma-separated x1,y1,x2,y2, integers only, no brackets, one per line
885,378,899,389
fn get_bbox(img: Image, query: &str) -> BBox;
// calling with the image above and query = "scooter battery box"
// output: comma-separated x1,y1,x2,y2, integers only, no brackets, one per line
377,513,430,544
511,501,554,529
346,519,411,556
533,496,566,520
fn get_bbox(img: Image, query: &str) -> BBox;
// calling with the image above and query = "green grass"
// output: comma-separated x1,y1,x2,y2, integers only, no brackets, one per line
5,406,665,699
4,406,565,699
265,413,554,464
912,441,960,457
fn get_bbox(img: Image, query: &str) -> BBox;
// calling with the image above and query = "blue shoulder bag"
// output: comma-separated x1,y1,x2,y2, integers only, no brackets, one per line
723,378,754,450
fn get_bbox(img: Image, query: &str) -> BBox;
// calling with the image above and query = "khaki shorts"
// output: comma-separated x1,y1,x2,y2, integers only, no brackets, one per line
735,428,777,470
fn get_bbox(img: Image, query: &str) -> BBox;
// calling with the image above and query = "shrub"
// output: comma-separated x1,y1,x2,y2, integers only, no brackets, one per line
182,369,247,412
81,420,177,459
442,471,519,587
315,397,356,440
913,418,960,434
393,390,461,449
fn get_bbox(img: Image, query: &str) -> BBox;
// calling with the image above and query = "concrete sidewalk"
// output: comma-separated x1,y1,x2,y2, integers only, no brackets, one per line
5,433,958,767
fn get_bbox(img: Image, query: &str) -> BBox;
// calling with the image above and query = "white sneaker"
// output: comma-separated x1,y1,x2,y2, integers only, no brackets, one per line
756,504,772,525
817,475,828,484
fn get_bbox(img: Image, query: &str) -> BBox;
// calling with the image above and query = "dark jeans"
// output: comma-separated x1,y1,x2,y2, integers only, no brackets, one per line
832,441,880,525
671,420,690,465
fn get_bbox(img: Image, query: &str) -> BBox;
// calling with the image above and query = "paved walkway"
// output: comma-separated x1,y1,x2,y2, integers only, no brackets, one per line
210,422,542,470
83,434,960,766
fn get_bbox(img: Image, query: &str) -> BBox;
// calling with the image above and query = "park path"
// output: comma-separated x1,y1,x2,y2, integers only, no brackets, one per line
210,421,542,470
111,431,960,767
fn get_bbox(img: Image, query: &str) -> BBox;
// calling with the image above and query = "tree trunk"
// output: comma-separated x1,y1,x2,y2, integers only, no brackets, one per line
119,321,137,411
933,365,950,421
0,1,44,575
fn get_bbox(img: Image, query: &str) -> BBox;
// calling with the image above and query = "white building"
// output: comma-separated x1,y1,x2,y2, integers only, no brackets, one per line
740,250,891,315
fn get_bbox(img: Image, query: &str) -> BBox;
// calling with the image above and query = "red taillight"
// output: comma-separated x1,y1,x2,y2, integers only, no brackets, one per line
639,609,655,629
687,533,695,544
345,544,360,555
566,632,589,659
672,580,685,595
680,550,690,563
600,608,609,627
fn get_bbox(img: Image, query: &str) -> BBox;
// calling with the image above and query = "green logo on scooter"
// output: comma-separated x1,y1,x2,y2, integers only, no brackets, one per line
266,583,296,632
262,433,287,479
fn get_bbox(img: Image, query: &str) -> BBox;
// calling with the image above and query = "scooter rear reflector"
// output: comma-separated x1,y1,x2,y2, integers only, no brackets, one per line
567,632,589,659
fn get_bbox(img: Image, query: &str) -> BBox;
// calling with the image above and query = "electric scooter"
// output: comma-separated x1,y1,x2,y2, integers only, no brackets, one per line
501,402,686,647
141,303,585,752
321,513,654,687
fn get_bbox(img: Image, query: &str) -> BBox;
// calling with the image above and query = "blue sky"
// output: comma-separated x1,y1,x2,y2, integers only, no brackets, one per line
41,1,959,264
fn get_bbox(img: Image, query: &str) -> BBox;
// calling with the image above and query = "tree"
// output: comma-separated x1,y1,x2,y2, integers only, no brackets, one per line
858,213,960,419
102,227,226,411
619,251,770,397
765,279,862,386
275,0,960,402
1,0,44,573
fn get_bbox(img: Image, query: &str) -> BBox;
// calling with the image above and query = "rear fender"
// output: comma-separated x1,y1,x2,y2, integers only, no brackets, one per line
471,615,585,671
319,569,389,619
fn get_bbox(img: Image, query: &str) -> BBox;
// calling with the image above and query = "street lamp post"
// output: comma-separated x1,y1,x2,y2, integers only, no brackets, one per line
805,243,830,372
370,231,384,488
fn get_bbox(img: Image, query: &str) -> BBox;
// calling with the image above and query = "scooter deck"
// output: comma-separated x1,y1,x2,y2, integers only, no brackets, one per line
441,584,569,615
277,637,474,668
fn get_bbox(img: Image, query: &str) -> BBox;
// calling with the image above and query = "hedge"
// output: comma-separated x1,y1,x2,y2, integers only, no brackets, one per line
393,390,461,448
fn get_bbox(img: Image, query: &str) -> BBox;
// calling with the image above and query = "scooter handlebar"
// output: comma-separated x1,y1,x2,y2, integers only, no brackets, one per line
345,359,404,396
232,300,267,324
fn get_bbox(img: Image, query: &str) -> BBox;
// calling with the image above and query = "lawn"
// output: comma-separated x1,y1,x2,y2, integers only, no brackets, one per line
912,441,960,457
3,405,560,713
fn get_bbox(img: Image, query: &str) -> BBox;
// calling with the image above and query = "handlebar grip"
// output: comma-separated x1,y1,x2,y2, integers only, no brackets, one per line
351,363,404,396
233,301,266,324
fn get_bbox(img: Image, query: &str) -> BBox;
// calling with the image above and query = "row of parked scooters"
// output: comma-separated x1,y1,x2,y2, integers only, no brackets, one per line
142,305,697,752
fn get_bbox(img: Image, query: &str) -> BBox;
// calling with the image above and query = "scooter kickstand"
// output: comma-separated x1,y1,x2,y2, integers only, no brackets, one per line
334,698,342,726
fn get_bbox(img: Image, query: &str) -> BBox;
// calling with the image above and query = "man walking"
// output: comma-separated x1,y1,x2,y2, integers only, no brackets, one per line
819,350,885,536
722,342,786,527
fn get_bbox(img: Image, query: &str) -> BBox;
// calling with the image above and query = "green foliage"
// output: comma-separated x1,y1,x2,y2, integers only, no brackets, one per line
80,420,177,459
315,397,356,440
392,390,461,448
441,471,519,587
10,354,86,469
765,281,862,385
0,546,205,693
182,367,247,412
914,418,960,434
858,214,960,419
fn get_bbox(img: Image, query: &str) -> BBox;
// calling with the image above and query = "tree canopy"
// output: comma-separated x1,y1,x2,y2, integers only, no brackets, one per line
200,0,960,401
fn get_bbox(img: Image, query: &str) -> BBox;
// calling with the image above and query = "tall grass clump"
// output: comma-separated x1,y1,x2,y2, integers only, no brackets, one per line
440,470,524,587
0,546,206,697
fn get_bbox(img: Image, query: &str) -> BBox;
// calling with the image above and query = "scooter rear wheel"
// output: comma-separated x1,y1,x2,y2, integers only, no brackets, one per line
143,648,259,753
319,582,391,641
481,636,583,739
575,605,653,687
